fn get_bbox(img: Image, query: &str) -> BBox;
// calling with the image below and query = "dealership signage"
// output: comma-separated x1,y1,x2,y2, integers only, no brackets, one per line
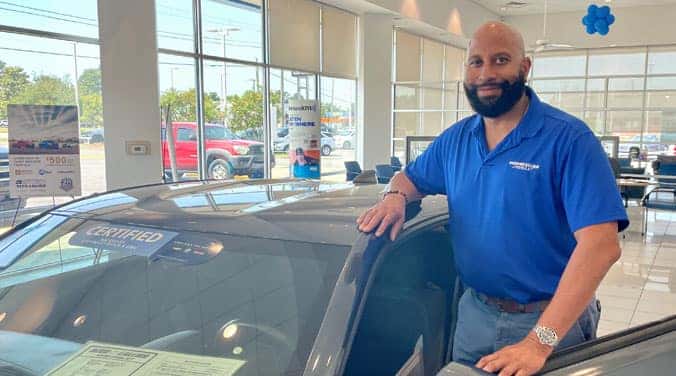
8,105,82,197
69,222,178,257
286,99,320,179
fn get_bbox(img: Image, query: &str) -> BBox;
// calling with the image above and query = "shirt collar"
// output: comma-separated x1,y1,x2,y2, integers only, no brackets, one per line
469,86,545,141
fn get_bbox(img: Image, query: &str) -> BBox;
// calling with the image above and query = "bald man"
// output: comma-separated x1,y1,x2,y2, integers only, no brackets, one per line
357,22,628,375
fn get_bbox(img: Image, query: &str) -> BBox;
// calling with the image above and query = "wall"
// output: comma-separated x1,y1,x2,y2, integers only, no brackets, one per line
506,4,676,50
98,0,162,190
358,14,394,170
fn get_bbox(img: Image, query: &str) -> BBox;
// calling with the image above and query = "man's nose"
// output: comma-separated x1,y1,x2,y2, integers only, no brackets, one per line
478,63,498,83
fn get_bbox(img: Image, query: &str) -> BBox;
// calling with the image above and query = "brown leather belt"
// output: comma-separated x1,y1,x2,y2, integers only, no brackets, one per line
474,290,550,313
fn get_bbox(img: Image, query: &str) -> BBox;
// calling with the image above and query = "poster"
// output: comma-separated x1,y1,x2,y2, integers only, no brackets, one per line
46,342,246,376
8,104,82,197
286,100,320,179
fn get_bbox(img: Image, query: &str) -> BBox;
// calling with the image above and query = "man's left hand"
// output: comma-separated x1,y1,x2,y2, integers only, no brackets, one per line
475,333,553,376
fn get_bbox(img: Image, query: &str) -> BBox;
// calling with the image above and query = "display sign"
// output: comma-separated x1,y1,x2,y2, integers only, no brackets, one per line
8,104,82,197
286,100,320,179
69,222,178,257
46,342,246,376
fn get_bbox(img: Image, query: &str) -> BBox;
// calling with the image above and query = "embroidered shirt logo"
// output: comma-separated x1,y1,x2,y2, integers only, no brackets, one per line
509,161,540,171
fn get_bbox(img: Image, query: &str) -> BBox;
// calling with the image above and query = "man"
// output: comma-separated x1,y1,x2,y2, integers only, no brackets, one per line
357,22,628,376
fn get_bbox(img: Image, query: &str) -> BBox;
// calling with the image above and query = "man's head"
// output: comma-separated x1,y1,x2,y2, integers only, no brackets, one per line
463,22,531,118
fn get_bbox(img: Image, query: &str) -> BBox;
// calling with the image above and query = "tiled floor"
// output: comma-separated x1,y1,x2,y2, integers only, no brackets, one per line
597,204,676,336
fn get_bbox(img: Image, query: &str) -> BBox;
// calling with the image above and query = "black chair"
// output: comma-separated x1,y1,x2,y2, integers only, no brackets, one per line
375,164,395,184
390,156,403,172
344,161,362,182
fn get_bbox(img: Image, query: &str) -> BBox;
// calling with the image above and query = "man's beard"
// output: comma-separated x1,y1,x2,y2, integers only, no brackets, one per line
463,73,526,118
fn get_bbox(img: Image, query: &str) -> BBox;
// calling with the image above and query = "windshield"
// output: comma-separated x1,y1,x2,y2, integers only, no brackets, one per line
0,214,350,375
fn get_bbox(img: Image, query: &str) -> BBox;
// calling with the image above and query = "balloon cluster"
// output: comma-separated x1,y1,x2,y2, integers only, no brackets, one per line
581,4,615,35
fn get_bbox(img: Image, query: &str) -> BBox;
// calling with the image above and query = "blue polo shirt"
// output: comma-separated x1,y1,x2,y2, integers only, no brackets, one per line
405,87,629,304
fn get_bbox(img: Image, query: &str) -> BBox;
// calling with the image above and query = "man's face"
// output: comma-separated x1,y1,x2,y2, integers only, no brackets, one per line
463,32,530,118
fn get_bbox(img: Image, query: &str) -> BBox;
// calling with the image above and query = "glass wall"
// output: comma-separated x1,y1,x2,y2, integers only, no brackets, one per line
0,1,104,223
392,31,465,162
531,46,676,160
157,0,358,182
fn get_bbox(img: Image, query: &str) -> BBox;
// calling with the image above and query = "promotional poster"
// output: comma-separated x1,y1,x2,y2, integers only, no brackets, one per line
286,100,320,179
8,105,82,197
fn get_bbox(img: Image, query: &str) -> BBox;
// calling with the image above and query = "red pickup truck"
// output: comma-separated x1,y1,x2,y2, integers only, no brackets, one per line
162,122,270,180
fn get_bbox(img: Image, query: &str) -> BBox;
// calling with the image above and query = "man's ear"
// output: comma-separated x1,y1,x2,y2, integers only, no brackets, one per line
521,56,532,79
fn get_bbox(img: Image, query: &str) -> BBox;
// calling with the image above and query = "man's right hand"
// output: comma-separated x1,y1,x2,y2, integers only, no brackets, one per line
356,194,406,241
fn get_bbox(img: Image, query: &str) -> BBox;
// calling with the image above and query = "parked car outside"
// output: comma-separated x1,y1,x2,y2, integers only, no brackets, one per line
274,132,336,156
0,180,674,375
79,128,104,144
162,122,272,180
333,130,356,149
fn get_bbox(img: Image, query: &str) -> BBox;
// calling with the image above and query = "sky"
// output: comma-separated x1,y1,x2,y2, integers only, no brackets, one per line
0,0,356,110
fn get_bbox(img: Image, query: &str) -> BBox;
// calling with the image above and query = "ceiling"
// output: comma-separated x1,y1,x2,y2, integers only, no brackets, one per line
473,0,676,16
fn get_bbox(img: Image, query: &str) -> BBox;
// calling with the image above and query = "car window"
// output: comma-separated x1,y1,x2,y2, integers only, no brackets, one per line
345,223,455,375
177,128,196,141
206,126,233,140
0,216,350,376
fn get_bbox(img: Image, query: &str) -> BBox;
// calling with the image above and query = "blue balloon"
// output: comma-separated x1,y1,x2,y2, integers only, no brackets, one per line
588,4,599,17
582,15,592,26
595,20,609,35
607,14,616,25
586,24,596,34
598,5,611,18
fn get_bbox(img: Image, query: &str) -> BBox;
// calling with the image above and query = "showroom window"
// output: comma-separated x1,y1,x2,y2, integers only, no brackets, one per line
156,0,358,182
0,1,104,220
391,31,465,162
531,46,676,159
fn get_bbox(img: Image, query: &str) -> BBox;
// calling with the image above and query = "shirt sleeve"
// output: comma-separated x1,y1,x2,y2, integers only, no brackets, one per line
403,133,448,195
561,131,629,233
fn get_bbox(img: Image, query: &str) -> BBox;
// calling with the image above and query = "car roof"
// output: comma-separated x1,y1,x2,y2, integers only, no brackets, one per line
50,179,448,246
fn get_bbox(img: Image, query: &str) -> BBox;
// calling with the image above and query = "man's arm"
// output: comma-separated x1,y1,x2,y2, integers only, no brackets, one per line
476,221,621,376
533,221,621,346
356,172,425,241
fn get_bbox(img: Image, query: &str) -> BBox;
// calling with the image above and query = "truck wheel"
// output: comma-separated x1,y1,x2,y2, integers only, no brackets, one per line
321,145,332,156
208,159,233,180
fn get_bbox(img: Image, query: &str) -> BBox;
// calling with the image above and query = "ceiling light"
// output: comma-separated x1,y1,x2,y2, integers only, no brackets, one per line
233,346,243,355
0,312,6,323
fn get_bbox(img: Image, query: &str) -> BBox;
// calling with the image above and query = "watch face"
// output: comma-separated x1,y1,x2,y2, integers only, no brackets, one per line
535,326,559,346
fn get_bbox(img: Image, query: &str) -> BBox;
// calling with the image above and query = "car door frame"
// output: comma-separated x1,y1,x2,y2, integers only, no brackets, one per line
302,199,450,376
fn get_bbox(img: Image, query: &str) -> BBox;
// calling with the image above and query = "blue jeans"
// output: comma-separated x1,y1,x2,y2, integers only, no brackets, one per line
452,288,601,365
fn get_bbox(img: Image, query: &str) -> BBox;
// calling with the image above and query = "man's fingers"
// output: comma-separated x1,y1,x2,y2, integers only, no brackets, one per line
375,214,393,237
482,357,509,374
361,210,386,233
389,217,404,241
476,353,498,369
358,208,379,231
515,370,528,376
498,365,519,376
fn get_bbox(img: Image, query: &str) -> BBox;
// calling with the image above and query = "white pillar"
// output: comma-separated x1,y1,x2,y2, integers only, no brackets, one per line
358,14,393,171
98,0,162,190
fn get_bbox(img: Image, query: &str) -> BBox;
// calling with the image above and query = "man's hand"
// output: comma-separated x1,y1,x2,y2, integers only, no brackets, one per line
356,194,406,241
475,332,552,376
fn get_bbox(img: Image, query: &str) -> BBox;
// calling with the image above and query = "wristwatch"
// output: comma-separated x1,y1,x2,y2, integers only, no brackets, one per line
532,325,559,347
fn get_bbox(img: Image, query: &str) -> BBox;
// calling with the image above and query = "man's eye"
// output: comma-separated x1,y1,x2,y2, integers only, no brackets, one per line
496,57,510,64
468,60,482,67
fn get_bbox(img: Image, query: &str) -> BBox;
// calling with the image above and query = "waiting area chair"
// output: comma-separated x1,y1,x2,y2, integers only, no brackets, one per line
390,156,403,172
375,164,395,184
344,161,362,182
641,155,676,235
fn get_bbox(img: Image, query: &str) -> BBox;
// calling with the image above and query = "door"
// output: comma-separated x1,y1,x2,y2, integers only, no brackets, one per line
342,222,457,376
175,127,198,170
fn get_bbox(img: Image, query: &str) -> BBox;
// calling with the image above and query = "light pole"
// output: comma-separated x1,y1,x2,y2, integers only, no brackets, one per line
208,27,239,126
